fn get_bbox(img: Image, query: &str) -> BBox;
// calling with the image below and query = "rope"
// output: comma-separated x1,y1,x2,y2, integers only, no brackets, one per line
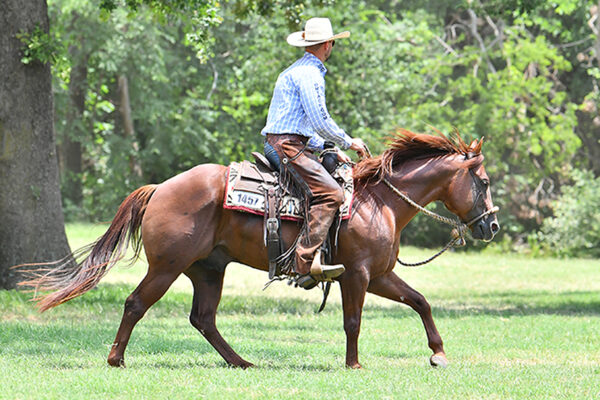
383,178,467,232
396,237,462,267
383,178,468,267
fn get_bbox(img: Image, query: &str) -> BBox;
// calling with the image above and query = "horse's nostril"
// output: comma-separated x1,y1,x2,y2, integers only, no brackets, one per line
491,222,500,234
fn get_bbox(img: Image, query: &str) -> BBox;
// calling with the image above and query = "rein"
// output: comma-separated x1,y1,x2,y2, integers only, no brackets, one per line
382,177,499,267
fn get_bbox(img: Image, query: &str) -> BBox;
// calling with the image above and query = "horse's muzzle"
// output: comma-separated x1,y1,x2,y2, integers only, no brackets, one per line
471,214,500,242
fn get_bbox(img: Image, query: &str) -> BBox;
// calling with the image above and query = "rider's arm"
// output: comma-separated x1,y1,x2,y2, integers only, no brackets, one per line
297,71,353,151
307,134,325,151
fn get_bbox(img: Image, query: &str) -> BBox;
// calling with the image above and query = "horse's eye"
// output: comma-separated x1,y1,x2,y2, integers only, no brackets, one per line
482,179,490,187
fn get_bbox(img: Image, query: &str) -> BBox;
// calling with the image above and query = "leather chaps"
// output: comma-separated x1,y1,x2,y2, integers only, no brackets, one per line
265,134,344,275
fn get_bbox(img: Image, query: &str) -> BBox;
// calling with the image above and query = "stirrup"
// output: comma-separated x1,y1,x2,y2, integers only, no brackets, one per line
296,250,345,290
309,249,345,279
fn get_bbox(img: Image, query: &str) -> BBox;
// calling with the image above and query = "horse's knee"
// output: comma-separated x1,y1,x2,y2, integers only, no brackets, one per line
344,316,361,338
123,295,146,320
411,293,431,313
189,313,215,335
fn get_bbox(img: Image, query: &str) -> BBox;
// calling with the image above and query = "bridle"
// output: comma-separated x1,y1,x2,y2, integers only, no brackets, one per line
383,165,499,267
464,168,500,228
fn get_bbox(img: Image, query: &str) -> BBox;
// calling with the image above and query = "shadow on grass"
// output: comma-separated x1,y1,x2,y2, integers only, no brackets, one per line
1,284,335,316
0,319,345,371
80,285,600,318
433,290,600,317
4,283,600,320
362,294,600,319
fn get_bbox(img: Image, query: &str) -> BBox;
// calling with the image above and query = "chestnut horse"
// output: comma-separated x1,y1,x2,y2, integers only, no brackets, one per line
22,130,499,369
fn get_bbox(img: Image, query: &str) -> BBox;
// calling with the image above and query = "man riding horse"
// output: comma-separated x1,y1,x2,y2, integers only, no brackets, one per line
262,17,369,289
18,19,501,372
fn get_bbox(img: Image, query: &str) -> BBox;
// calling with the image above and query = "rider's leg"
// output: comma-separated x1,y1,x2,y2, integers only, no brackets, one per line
267,135,344,277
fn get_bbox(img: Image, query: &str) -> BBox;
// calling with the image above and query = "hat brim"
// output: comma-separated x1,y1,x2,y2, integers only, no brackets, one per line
286,31,350,47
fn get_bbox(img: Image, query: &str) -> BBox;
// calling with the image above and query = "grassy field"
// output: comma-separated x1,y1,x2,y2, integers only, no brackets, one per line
1,222,599,399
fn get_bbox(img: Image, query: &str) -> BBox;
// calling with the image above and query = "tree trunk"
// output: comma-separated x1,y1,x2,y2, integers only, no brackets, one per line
61,42,89,207
117,75,143,178
578,0,600,175
0,0,71,289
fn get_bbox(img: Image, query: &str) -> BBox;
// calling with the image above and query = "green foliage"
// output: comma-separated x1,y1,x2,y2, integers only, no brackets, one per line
43,0,599,251
99,0,219,15
98,0,224,62
533,169,600,258
49,0,322,220
388,5,588,246
16,25,67,70
227,0,331,26
471,0,546,17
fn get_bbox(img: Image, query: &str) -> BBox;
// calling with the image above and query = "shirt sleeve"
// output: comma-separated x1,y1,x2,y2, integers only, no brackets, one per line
297,70,353,151
307,134,325,151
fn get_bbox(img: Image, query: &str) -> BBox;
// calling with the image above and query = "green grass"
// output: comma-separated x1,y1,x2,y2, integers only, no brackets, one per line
1,223,600,399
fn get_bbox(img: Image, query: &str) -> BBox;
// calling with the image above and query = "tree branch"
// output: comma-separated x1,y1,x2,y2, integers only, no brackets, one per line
467,9,497,74
206,58,218,102
434,35,459,57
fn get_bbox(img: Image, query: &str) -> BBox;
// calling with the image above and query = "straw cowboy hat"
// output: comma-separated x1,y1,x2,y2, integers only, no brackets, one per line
287,17,350,47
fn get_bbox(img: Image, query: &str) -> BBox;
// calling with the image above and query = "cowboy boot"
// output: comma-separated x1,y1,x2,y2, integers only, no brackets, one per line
296,250,345,289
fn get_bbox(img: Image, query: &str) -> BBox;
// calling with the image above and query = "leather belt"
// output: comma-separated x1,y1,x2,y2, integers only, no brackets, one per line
265,133,309,145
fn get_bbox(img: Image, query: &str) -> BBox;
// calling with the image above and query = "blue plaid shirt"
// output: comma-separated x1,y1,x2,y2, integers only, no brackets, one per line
261,52,353,151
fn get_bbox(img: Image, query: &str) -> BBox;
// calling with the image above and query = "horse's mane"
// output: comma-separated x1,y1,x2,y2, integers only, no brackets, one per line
353,128,483,183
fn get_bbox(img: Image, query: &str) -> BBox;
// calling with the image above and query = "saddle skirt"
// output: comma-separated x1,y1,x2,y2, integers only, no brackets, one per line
223,155,354,221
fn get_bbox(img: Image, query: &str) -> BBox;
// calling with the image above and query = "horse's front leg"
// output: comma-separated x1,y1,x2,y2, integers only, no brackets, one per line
367,271,447,367
339,268,370,369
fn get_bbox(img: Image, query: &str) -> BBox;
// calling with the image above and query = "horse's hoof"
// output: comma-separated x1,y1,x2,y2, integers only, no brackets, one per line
229,360,254,369
346,362,362,369
240,361,255,369
429,353,448,368
107,357,125,368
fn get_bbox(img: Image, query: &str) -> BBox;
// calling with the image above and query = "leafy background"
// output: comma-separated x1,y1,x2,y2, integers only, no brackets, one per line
42,0,600,256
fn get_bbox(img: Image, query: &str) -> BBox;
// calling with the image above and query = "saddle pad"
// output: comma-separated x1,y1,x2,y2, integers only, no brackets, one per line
223,161,354,221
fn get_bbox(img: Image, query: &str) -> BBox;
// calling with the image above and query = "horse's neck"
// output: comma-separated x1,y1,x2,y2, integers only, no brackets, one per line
394,156,455,203
371,156,458,228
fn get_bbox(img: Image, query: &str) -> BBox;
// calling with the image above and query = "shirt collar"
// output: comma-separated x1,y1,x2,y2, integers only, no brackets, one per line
302,52,327,76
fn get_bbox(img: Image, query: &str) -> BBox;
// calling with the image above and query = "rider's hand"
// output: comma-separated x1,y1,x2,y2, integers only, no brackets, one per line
349,138,369,159
337,150,352,163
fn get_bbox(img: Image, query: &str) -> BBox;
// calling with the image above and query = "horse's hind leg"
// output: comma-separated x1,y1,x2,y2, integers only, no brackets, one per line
185,261,254,368
367,271,447,368
107,267,181,367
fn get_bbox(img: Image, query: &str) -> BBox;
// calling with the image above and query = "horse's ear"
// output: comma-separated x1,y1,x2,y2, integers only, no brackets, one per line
473,137,484,152
465,137,484,158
